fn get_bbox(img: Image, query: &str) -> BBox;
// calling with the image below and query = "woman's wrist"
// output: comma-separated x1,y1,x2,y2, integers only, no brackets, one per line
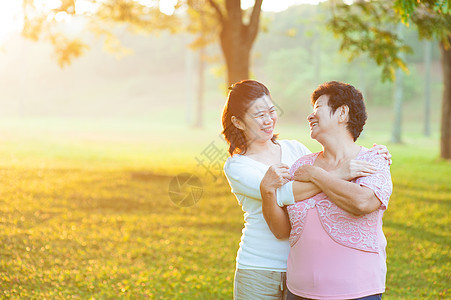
260,181,276,195
309,167,328,184
328,168,341,179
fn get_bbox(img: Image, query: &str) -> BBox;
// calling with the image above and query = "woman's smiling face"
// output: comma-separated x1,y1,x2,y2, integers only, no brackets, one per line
307,94,338,140
241,95,278,144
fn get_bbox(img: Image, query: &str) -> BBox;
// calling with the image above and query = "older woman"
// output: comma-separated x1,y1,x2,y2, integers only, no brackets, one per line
260,81,393,300
222,80,391,300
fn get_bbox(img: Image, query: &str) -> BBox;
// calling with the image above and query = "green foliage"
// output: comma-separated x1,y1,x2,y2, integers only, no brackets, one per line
410,5,451,47
250,4,435,112
331,0,451,82
330,1,413,82
395,0,450,22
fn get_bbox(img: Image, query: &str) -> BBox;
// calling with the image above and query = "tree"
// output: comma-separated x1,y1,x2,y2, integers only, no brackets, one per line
329,0,451,159
22,0,263,128
22,0,263,86
424,40,432,137
391,24,406,144
207,0,263,85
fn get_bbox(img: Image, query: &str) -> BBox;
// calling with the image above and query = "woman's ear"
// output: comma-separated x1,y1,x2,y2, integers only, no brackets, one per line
339,105,349,123
231,116,245,130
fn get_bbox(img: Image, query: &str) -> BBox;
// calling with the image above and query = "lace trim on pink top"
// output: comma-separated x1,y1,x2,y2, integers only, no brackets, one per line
287,149,392,253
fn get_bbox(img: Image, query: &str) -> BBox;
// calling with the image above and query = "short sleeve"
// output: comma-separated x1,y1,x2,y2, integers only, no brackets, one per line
355,152,393,209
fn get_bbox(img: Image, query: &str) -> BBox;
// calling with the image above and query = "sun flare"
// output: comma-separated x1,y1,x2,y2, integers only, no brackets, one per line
0,0,325,45
0,2,23,44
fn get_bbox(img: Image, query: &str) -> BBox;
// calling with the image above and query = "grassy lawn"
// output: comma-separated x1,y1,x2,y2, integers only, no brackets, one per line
0,117,449,299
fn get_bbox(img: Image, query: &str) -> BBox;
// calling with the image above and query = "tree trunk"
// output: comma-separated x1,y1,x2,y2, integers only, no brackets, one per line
391,24,404,144
194,3,206,128
220,24,252,85
391,66,404,143
184,39,194,124
216,0,262,86
195,46,205,128
424,40,431,137
439,38,451,159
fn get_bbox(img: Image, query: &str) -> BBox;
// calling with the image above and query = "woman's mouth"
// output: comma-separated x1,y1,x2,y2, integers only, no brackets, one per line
309,122,318,129
262,127,273,133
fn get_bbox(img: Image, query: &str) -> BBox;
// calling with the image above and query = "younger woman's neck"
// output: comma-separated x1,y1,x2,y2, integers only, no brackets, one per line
246,139,278,156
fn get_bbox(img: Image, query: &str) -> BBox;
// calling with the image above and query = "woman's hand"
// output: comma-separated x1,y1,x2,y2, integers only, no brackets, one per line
332,159,377,181
293,165,316,182
260,163,291,192
371,143,392,165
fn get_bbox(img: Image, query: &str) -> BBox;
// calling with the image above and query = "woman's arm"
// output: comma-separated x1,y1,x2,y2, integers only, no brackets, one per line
259,153,388,236
261,188,291,239
295,165,382,216
291,159,378,202
225,159,321,203
224,159,269,200
259,164,292,239
289,144,390,203
292,181,321,201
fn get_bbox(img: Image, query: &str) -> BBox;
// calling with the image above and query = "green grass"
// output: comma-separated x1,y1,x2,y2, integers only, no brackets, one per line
0,117,449,299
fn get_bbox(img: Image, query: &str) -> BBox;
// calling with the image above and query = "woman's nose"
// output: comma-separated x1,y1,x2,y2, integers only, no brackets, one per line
307,112,314,121
263,114,272,124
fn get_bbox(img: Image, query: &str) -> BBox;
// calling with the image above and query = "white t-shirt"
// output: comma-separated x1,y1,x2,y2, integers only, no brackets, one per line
223,139,311,271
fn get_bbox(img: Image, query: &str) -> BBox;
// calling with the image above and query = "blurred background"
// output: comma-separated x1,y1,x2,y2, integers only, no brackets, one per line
0,0,449,298
0,1,446,144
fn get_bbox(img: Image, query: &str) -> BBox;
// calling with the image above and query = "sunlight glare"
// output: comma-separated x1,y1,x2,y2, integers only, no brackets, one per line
0,0,328,45
138,0,157,7
0,1,23,44
55,11,69,22
76,0,99,15
37,0,63,11
160,0,177,15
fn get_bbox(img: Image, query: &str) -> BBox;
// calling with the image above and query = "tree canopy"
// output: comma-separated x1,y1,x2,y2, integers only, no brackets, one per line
330,0,450,159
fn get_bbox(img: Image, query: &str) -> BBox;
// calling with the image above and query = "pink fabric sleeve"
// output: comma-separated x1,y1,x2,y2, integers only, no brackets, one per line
355,151,393,209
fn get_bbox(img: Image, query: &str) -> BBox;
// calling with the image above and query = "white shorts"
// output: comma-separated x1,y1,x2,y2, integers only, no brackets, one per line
234,268,287,300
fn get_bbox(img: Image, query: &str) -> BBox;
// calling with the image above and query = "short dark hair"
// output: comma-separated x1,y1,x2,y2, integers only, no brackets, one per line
222,80,278,156
311,81,367,141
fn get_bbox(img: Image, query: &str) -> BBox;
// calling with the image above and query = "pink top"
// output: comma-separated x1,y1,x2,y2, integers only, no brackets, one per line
286,147,392,299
